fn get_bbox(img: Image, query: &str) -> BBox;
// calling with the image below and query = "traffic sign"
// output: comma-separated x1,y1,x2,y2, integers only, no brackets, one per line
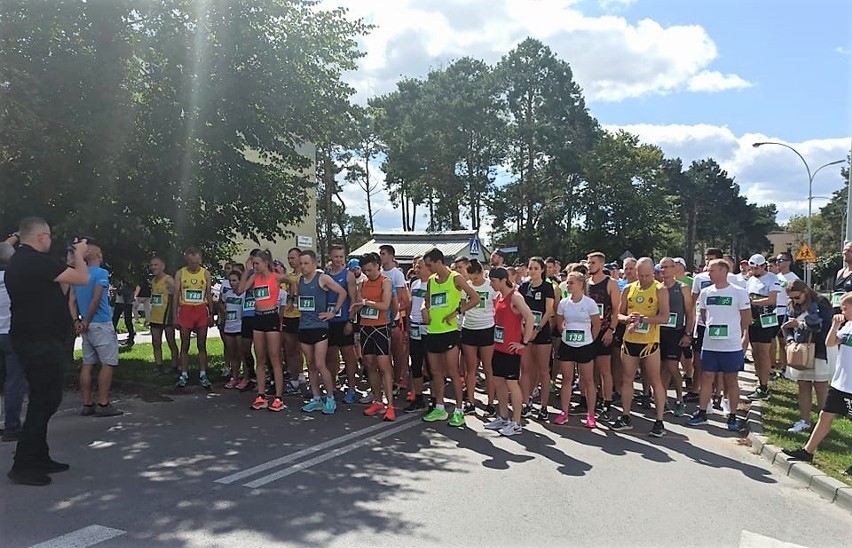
468,237,481,257
795,243,816,262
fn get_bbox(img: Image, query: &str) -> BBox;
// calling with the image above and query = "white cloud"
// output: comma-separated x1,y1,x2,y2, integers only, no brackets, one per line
688,70,753,92
836,46,851,55
323,0,750,103
608,123,850,223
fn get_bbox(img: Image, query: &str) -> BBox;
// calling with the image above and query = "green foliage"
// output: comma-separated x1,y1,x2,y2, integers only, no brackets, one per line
0,0,367,275
813,252,843,288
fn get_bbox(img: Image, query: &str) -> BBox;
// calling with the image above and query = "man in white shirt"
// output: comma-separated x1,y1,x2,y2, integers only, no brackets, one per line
379,245,410,388
773,252,800,369
688,259,751,431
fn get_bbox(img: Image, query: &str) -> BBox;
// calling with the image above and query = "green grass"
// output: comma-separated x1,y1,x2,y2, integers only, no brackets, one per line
72,338,226,388
761,377,852,485
113,318,149,335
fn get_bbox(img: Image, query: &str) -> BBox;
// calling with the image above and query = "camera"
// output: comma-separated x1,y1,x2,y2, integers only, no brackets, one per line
66,235,95,254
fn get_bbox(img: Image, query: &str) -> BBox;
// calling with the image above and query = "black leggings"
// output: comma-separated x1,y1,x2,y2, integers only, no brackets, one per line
409,335,429,379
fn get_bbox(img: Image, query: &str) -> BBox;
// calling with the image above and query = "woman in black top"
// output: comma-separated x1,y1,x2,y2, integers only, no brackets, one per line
518,257,555,421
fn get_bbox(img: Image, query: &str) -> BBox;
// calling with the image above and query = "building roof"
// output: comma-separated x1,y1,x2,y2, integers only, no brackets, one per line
350,230,487,262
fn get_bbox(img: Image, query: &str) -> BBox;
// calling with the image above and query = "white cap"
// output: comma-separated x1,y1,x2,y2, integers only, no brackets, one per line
748,254,767,267
673,257,687,267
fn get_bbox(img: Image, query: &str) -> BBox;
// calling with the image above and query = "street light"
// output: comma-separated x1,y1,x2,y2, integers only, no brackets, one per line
752,141,844,286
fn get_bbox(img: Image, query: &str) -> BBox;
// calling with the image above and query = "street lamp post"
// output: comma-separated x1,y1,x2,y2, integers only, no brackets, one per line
752,141,844,287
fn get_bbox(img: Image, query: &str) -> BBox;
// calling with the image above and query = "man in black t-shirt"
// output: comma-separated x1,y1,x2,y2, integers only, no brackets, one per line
5,217,89,486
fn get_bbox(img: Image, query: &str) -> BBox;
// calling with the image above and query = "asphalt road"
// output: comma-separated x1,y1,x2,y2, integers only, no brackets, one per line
2,382,851,548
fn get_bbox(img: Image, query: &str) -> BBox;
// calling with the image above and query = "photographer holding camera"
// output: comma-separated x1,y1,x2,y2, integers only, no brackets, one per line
5,217,90,486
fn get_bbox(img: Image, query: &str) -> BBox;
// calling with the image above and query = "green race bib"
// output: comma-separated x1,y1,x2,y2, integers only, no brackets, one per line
494,325,505,344
708,324,729,339
410,325,421,340
476,291,489,309
227,311,238,321
360,307,379,319
532,310,543,327
664,313,678,329
327,305,341,318
833,292,844,307
634,319,650,334
431,292,448,308
243,298,255,312
183,289,204,304
254,285,271,300
707,296,733,306
298,295,315,312
597,303,604,316
151,294,164,307
412,288,427,298
759,313,779,328
562,329,585,344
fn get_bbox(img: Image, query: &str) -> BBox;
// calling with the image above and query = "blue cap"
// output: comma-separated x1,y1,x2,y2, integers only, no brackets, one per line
347,258,360,270
654,263,661,273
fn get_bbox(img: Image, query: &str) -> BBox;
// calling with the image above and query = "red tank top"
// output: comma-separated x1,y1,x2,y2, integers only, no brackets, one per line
359,274,388,327
494,288,523,354
253,272,280,309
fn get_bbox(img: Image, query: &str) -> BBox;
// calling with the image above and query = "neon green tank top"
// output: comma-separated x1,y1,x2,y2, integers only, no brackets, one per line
428,271,462,334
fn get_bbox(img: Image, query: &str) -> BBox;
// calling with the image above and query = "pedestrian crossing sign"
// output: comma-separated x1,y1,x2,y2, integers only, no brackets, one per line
468,237,481,257
795,243,816,263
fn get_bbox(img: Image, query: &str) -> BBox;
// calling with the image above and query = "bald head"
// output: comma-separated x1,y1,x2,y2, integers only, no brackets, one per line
636,257,654,274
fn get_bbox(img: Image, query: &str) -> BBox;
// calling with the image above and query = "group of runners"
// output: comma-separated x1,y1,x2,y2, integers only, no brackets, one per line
134,240,852,445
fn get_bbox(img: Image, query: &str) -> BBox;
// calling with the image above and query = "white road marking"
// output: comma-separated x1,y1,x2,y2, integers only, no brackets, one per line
740,530,810,548
214,413,419,484
244,418,423,487
29,525,126,548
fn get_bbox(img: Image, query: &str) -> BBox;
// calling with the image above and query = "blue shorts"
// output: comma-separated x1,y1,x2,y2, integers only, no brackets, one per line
700,350,743,374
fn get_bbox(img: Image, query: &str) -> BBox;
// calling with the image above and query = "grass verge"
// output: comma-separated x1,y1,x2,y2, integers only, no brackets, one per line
761,377,852,485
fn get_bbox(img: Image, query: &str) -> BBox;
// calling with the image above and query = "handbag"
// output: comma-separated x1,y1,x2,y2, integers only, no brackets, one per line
786,339,815,371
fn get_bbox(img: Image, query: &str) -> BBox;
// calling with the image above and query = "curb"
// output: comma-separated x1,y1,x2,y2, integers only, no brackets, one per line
745,399,852,513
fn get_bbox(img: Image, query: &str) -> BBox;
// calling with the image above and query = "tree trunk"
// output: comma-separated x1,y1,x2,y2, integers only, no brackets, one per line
323,151,335,257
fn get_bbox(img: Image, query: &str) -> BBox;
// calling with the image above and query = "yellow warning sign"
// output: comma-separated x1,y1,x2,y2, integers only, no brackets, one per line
795,243,817,262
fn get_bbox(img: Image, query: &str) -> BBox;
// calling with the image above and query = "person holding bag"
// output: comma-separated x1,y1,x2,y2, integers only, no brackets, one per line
782,280,834,433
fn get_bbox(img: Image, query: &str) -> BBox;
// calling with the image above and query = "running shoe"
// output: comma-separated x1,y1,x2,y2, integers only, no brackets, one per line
721,397,731,415
176,374,188,388
536,407,549,422
610,415,632,431
598,408,612,422
422,407,449,422
463,401,476,415
712,395,723,411
673,400,686,417
94,402,124,417
199,374,212,390
384,406,397,421
521,404,533,419
268,397,285,412
747,387,770,401
359,391,374,405
499,421,523,437
787,419,811,433
283,382,301,396
483,404,496,418
235,378,249,391
343,388,359,404
781,447,813,462
650,420,666,438
448,409,465,427
553,412,569,425
322,396,337,415
239,378,256,392
251,394,268,410
687,411,708,426
364,401,386,417
683,391,700,403
404,396,426,413
301,398,324,413
531,386,541,402
406,390,416,403
485,417,508,430
224,378,237,390
727,415,742,432
80,405,95,416
581,414,597,429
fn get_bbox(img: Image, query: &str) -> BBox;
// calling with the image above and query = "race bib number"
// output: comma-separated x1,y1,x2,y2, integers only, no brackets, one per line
562,330,585,344
151,294,164,307
431,292,448,308
476,291,489,309
532,310,543,327
707,296,733,306
360,307,380,320
298,295,315,312
494,326,505,344
243,298,255,312
227,311,238,321
254,285,271,300
664,313,678,329
412,288,427,298
226,296,241,305
183,289,204,304
634,319,650,334
833,292,844,307
327,305,342,318
597,303,604,316
410,325,422,340
760,313,779,328
708,324,729,339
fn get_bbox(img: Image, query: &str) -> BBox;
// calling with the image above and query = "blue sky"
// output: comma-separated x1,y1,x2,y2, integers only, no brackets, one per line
320,0,852,234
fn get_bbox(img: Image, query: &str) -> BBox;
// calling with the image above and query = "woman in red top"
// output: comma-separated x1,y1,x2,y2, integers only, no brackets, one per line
238,250,293,412
485,268,536,436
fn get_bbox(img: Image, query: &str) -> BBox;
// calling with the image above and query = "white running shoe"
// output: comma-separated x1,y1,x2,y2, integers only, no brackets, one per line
484,417,509,431
787,420,811,433
499,421,523,437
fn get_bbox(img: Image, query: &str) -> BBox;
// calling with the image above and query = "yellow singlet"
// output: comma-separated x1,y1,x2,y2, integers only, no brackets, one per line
623,281,662,345
149,275,171,324
281,271,300,318
178,267,208,306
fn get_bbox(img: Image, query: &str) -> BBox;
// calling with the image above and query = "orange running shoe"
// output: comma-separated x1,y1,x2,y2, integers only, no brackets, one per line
251,394,268,410
363,401,386,416
406,390,416,402
268,397,286,412
384,406,397,421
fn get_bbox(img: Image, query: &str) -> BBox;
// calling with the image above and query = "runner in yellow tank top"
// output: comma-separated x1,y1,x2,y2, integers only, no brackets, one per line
172,248,213,389
612,257,670,437
148,256,179,375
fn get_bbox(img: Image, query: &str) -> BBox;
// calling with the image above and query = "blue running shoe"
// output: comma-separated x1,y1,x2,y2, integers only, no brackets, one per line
322,396,337,415
343,388,359,404
301,398,324,413
687,411,708,426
